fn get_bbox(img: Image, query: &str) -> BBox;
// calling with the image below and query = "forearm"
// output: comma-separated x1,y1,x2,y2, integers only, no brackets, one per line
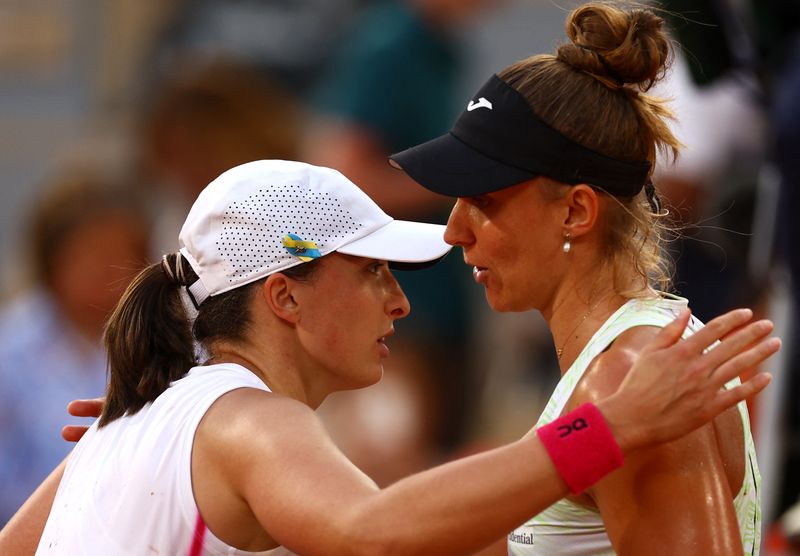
337,437,567,556
0,458,65,555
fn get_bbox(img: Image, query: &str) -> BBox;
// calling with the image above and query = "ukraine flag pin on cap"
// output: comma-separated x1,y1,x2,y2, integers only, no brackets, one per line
282,233,321,262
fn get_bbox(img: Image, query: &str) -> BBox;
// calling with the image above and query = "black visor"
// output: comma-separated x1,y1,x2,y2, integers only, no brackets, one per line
390,74,651,198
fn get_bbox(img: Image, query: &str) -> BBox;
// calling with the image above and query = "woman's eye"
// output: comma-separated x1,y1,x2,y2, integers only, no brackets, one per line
369,262,385,275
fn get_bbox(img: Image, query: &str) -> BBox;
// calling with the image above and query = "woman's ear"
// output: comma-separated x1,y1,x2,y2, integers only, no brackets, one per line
262,274,301,324
563,184,600,239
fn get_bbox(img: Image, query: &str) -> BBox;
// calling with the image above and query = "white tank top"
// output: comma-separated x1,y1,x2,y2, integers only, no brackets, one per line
37,363,295,556
508,295,761,556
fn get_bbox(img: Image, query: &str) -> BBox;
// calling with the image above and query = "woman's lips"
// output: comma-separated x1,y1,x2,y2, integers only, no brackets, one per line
472,266,489,284
377,328,394,358
377,338,390,358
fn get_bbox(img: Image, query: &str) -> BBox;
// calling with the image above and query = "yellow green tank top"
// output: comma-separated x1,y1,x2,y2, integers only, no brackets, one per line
508,295,761,555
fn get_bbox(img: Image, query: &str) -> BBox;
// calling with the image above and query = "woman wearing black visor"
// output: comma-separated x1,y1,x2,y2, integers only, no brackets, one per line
391,3,765,555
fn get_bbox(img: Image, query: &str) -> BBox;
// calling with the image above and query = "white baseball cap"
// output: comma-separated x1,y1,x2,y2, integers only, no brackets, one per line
179,160,451,306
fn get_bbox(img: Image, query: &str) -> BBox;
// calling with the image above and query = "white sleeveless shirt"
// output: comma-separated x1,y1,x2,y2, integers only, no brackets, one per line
508,295,761,556
37,363,295,556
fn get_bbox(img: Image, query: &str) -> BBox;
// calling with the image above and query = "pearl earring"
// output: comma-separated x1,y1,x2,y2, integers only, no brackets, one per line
563,232,571,253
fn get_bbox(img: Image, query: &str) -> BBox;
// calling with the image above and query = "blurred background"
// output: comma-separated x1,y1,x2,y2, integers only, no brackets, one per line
0,0,797,552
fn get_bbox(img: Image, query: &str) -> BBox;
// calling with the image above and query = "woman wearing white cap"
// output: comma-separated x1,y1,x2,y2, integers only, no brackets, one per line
0,159,776,556
390,3,768,555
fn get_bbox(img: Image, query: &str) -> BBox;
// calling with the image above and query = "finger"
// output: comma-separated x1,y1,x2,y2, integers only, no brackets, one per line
706,372,773,416
61,425,90,442
709,337,781,388
680,308,753,353
642,309,691,352
719,321,759,343
67,398,104,418
701,319,774,372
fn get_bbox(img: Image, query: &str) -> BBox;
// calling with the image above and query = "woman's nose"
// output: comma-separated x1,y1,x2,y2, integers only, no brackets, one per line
443,198,472,247
386,273,411,319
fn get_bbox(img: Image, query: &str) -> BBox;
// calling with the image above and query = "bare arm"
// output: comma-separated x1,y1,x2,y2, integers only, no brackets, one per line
593,427,742,556
570,327,746,555
202,309,776,556
471,537,510,556
0,398,101,554
211,392,568,555
0,458,66,556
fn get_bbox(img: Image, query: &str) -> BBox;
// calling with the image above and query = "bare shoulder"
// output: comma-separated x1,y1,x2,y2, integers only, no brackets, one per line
192,387,346,498
198,388,323,453
569,325,663,407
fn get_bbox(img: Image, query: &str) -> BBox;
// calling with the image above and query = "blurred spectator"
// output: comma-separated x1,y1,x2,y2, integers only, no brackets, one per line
305,0,489,217
650,49,765,321
658,0,800,546
134,58,304,252
139,59,302,199
0,0,181,295
771,24,800,546
150,0,364,93
303,0,497,482
0,168,150,525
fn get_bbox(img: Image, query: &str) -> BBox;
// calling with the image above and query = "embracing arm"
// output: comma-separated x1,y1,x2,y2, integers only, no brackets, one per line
210,391,569,555
0,458,66,556
204,309,775,556
0,398,101,555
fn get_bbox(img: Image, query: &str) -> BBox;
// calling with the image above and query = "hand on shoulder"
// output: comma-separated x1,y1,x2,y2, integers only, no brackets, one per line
570,325,663,407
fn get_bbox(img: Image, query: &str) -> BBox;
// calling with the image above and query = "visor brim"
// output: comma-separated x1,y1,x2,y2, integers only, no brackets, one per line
390,132,536,197
336,219,451,270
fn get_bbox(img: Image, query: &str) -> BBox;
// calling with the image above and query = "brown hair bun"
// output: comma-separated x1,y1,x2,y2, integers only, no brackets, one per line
557,3,672,91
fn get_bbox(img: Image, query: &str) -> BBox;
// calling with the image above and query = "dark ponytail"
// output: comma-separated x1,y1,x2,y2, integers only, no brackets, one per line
99,252,323,426
99,254,195,426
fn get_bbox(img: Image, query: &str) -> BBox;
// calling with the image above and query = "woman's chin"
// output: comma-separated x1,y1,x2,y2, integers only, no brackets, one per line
351,365,384,391
486,292,529,313
485,291,512,313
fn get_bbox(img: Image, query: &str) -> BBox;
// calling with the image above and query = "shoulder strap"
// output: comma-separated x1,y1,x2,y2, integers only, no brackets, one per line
538,297,694,425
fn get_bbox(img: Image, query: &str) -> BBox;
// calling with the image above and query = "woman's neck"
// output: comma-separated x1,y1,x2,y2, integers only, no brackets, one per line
544,264,649,373
205,341,328,410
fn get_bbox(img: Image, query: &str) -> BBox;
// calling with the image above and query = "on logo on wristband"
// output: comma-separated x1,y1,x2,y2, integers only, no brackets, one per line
557,417,588,437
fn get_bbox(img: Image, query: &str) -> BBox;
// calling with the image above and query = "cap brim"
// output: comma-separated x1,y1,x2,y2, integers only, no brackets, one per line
390,132,535,197
336,220,451,270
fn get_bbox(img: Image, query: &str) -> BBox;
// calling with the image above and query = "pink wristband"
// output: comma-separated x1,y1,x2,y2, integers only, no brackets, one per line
536,402,624,494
